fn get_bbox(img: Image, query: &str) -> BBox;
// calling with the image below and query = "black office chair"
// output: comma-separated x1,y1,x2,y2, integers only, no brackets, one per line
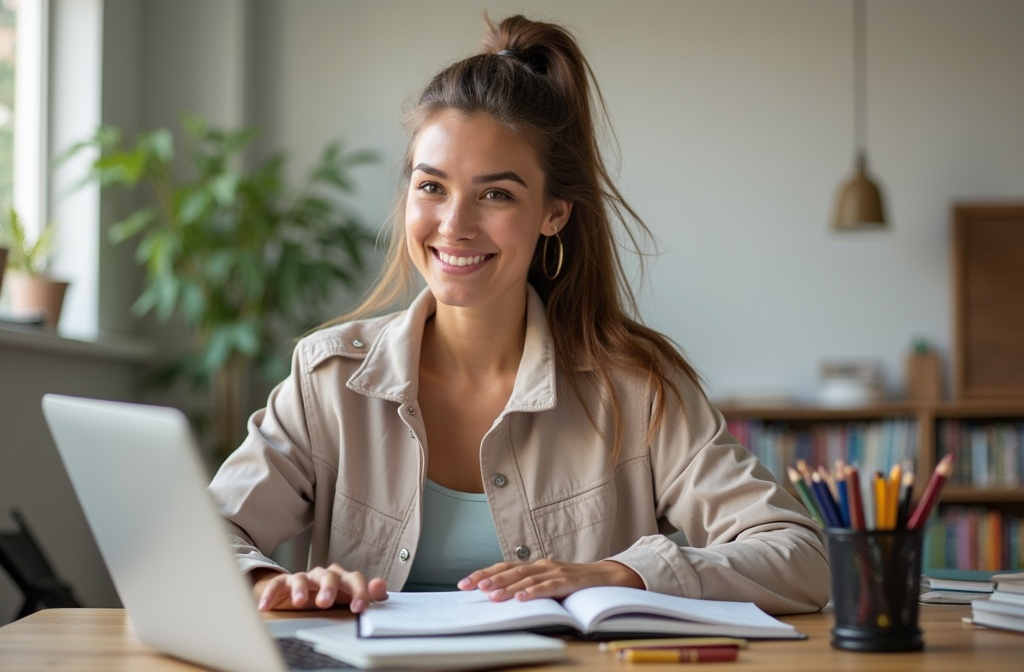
0,508,82,619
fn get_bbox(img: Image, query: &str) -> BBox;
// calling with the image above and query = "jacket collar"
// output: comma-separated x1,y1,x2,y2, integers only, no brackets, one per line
346,285,557,413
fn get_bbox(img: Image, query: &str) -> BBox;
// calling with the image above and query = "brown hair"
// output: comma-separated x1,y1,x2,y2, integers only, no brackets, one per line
330,15,702,454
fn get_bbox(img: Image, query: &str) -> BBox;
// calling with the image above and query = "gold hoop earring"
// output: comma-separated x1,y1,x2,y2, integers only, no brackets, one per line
542,232,564,280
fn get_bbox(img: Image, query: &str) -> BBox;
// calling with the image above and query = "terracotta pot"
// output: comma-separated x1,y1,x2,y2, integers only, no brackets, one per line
6,272,70,330
905,352,942,401
0,246,8,296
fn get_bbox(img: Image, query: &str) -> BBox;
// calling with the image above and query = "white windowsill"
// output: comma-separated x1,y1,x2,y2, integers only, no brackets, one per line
0,322,155,364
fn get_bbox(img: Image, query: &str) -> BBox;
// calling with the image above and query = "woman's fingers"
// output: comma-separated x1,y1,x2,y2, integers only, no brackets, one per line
256,564,389,612
460,559,643,602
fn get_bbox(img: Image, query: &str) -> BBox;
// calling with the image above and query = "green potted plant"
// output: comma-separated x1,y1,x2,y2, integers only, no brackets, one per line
69,114,378,460
0,207,69,329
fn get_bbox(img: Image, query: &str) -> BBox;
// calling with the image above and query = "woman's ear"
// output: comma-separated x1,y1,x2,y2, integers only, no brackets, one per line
545,199,573,235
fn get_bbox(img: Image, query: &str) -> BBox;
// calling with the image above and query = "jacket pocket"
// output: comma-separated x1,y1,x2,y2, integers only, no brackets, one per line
532,480,616,561
328,491,403,575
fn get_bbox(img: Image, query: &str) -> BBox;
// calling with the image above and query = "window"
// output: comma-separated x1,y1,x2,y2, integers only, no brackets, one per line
1,0,103,337
0,1,16,211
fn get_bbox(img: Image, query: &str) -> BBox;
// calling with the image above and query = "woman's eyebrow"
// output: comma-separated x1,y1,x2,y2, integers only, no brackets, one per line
473,171,527,188
412,163,527,188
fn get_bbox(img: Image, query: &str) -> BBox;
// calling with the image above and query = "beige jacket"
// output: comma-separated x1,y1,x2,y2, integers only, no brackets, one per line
209,287,830,615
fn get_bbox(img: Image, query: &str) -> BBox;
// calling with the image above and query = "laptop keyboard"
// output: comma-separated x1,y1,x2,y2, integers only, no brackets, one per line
279,636,356,670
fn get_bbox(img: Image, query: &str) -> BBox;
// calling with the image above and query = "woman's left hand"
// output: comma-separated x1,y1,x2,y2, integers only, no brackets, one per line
457,559,644,602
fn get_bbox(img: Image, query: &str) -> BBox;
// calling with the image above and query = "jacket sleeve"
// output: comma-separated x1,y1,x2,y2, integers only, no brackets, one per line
608,377,831,615
207,346,318,577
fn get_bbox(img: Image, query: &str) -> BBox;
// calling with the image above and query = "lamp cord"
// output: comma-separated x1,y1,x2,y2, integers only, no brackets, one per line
853,0,868,159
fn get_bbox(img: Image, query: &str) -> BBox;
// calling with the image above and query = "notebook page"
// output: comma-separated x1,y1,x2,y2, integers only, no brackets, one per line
359,590,578,637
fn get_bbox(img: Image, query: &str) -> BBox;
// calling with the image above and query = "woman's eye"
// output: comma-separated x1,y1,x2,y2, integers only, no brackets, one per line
417,182,444,195
483,189,512,201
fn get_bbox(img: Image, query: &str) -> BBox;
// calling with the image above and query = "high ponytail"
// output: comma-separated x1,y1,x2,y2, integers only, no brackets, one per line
333,15,701,457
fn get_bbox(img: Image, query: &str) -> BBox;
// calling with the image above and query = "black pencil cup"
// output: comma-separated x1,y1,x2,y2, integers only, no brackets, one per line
825,528,924,652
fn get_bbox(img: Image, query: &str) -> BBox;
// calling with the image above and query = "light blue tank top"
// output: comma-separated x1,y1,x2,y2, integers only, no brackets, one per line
404,479,505,592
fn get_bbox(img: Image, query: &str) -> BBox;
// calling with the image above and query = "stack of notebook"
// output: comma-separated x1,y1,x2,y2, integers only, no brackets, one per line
970,572,1024,633
920,569,996,605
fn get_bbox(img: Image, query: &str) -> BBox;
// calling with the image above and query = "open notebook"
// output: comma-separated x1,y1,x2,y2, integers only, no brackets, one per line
41,394,565,671
331,587,802,640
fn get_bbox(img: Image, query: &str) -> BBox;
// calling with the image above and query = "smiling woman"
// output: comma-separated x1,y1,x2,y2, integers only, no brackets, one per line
206,13,831,618
404,111,570,316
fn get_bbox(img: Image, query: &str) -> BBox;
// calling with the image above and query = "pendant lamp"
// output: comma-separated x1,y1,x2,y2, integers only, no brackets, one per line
832,0,888,230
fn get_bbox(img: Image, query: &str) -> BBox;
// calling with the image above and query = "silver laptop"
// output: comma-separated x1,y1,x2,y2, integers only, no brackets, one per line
41,393,351,672
41,393,566,672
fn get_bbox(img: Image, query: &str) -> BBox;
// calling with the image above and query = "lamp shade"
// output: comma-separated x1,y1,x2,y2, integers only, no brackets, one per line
832,153,887,230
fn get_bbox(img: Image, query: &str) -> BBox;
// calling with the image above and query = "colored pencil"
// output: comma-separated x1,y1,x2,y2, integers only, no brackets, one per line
599,637,747,652
886,463,902,530
897,470,915,529
788,466,824,527
836,469,851,528
818,464,838,501
845,464,865,530
811,472,842,527
873,471,887,530
860,466,875,530
621,646,740,663
796,459,813,481
907,453,955,530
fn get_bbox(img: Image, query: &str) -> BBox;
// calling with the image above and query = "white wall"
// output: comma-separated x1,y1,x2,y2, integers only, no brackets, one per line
210,0,1020,402
4,0,1018,624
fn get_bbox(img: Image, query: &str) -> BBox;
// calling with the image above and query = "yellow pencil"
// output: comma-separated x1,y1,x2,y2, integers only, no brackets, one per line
874,471,887,530
887,464,902,530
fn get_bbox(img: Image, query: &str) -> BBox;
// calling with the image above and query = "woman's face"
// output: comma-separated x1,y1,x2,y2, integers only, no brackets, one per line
405,110,571,313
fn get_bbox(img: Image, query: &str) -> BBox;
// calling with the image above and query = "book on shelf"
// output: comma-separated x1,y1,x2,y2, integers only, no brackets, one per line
320,587,804,641
924,506,1024,571
726,417,918,486
939,420,1024,488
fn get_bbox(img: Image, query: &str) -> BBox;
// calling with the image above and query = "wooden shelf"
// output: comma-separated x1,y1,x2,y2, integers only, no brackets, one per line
716,402,920,420
717,398,1024,506
942,487,1024,504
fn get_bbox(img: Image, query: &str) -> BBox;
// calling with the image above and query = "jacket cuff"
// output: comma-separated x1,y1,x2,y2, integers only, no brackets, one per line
229,534,287,576
608,535,702,597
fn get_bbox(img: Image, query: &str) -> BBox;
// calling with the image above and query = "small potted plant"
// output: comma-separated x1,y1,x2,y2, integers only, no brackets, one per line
0,207,69,329
0,241,8,296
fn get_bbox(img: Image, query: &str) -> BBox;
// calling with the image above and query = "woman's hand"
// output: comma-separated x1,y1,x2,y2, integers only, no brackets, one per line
457,559,644,602
252,564,388,613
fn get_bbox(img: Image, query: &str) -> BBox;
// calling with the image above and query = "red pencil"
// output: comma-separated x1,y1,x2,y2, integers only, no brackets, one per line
845,465,865,530
906,454,954,530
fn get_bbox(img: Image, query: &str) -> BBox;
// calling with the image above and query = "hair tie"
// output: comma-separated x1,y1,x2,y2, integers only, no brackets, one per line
497,49,517,57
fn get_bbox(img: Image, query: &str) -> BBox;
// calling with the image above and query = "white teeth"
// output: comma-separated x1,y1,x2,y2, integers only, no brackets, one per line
438,251,486,267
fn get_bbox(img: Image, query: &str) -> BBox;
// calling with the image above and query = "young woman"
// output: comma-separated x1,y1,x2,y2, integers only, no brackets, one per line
208,15,829,616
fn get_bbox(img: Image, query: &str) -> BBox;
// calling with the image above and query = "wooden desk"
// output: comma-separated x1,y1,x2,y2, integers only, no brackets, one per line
0,605,1020,670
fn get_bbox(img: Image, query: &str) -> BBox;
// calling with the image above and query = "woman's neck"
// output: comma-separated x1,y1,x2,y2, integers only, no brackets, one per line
421,297,528,383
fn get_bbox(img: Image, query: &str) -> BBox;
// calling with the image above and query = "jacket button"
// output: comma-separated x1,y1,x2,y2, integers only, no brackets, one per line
491,474,508,487
399,548,410,563
407,405,416,415
515,546,530,560
352,339,364,348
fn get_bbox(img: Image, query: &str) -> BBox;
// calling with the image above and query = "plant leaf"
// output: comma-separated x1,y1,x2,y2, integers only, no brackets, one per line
108,208,156,244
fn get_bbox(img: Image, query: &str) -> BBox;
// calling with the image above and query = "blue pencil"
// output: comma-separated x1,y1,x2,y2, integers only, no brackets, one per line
836,473,851,528
811,473,842,527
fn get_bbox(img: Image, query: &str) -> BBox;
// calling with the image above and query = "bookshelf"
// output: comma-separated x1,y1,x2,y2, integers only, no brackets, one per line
717,399,1024,570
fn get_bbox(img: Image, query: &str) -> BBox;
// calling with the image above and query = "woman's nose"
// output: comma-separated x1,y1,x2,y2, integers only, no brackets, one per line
438,197,477,239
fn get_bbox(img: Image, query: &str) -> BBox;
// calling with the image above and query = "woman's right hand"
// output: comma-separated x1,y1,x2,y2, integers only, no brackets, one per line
252,563,388,613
